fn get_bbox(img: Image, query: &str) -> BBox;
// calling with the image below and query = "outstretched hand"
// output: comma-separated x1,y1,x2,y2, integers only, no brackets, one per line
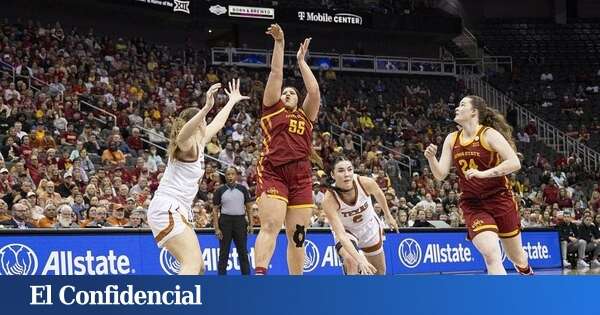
201,83,221,114
296,37,311,62
225,78,250,104
266,24,284,42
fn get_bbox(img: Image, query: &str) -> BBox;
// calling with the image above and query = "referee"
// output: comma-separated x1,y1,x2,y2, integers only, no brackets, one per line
213,167,253,275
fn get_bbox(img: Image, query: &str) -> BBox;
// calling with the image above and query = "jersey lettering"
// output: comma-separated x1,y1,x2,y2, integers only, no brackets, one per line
288,119,305,135
458,158,479,175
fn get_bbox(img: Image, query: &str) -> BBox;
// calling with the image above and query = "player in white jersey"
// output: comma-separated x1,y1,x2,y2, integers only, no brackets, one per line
148,79,249,275
321,158,399,275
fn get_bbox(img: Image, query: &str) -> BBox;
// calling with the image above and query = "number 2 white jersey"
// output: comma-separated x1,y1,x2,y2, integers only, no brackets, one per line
331,175,377,232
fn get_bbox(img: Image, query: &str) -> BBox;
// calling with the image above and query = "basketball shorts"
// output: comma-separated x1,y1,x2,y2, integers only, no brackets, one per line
256,158,314,209
147,196,194,248
334,217,384,257
459,191,521,241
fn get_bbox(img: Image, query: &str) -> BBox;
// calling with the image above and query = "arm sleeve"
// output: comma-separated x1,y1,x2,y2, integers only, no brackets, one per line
240,185,252,203
213,187,223,206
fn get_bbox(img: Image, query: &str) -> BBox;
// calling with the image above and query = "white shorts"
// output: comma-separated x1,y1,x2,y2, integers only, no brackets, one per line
334,217,384,257
147,196,194,248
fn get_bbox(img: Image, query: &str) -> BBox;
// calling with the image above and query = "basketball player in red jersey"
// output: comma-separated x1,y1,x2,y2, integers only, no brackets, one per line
254,24,322,275
424,95,533,275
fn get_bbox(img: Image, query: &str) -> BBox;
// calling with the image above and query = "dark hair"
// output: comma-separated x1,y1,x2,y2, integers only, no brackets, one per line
328,156,352,194
226,166,239,175
168,107,200,160
282,86,302,104
465,95,517,153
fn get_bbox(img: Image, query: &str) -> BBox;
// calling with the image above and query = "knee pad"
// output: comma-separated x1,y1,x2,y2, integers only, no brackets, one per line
292,224,306,248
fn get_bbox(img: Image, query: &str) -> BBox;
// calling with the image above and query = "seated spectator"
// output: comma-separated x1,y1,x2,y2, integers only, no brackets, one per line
84,206,112,228
101,141,126,166
38,180,63,207
70,192,88,219
396,210,408,227
144,146,164,173
557,211,587,268
107,204,129,226
0,203,35,229
26,192,45,220
578,215,600,268
0,200,11,222
54,204,79,228
79,206,96,227
57,172,77,198
36,203,58,228
412,208,434,227
125,210,146,228
414,193,436,212
126,127,144,155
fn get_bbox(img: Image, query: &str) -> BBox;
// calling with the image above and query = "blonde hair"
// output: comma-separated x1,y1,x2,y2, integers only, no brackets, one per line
168,107,200,160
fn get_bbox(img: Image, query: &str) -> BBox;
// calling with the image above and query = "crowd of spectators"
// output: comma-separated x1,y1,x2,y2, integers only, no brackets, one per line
2,19,600,267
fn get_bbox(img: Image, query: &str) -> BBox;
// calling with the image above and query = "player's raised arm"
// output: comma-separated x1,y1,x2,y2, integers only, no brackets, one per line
176,83,221,152
297,38,321,121
204,79,249,142
263,24,284,107
424,132,456,181
322,191,377,275
359,176,399,232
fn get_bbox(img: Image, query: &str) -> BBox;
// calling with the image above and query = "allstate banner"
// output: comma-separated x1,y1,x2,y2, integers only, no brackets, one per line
0,229,560,275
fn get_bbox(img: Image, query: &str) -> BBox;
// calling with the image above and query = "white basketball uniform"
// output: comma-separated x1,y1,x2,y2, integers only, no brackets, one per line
331,175,384,256
148,146,204,248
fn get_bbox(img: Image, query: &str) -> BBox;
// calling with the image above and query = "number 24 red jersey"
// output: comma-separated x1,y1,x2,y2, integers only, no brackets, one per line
451,126,511,200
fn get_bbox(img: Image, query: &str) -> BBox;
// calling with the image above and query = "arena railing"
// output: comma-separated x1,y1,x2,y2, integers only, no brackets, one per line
329,122,413,175
79,98,118,127
464,76,600,171
136,127,230,175
212,48,457,76
455,56,513,76
0,59,64,101
329,123,364,154
0,59,16,84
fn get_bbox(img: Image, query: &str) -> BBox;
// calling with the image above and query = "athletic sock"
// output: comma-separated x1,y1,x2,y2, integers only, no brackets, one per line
255,267,267,275
515,264,534,275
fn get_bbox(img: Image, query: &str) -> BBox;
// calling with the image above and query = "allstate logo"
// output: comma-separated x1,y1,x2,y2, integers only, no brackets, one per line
0,243,38,275
159,248,181,275
303,240,320,272
398,238,422,268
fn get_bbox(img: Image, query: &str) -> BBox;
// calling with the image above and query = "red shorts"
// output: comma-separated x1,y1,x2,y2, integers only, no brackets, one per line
459,191,521,241
256,158,314,209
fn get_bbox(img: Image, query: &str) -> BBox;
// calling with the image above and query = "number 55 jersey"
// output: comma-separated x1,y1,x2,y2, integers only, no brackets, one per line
256,100,315,208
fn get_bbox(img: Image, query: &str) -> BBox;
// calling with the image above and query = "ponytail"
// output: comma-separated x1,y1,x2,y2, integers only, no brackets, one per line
167,118,185,161
167,107,200,161
467,95,518,153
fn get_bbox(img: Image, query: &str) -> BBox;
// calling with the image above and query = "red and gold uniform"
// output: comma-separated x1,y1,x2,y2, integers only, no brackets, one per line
256,100,314,208
451,126,520,240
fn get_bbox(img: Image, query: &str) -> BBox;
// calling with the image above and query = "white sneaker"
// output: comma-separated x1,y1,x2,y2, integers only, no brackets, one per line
563,260,572,268
591,260,600,269
577,259,589,268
